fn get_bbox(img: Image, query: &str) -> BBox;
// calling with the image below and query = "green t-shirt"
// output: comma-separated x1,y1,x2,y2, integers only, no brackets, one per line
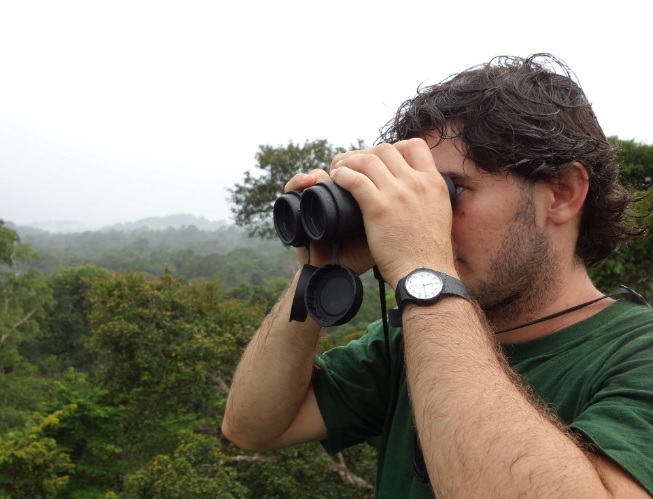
313,300,653,497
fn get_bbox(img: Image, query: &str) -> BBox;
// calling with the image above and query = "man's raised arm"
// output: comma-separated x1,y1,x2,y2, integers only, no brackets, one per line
221,267,327,451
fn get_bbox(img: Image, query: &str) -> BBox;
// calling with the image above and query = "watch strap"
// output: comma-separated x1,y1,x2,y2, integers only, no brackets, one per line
395,269,470,311
440,274,470,300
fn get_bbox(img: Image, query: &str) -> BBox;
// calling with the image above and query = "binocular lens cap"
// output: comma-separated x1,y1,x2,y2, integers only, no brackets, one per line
289,264,317,322
305,264,364,327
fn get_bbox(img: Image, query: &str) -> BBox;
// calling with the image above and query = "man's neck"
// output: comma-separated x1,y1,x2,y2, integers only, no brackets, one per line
492,269,609,344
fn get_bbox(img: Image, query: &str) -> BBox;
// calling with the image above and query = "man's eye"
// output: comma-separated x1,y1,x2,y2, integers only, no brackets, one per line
454,185,465,197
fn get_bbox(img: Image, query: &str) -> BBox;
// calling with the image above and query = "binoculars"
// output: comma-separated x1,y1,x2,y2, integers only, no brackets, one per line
273,176,456,327
273,176,456,247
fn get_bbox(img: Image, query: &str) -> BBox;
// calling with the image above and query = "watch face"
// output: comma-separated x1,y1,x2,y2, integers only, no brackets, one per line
405,270,444,300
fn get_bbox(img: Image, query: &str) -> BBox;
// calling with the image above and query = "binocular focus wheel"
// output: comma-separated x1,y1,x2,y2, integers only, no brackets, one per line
305,264,364,327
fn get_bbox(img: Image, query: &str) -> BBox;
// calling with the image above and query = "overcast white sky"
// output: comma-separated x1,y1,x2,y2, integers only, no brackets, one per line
1,0,651,230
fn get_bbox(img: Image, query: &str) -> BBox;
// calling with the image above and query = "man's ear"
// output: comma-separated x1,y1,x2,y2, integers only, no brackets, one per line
546,162,589,226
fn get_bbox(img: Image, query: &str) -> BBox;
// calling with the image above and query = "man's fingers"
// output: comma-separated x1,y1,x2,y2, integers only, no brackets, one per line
392,138,439,173
329,166,381,211
331,139,437,183
284,169,330,193
332,152,398,191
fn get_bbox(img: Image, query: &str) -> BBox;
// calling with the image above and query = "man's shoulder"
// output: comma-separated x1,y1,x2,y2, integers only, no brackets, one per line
600,299,653,332
505,300,653,364
575,299,653,333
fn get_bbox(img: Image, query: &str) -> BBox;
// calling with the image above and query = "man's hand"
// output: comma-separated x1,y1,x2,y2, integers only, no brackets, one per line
329,138,456,288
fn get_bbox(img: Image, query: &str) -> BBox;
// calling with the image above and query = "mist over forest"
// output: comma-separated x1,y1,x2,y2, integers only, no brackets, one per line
9,215,285,267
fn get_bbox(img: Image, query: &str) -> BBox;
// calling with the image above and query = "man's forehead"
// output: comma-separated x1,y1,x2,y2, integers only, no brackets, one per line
424,131,470,164
424,132,513,183
426,137,480,177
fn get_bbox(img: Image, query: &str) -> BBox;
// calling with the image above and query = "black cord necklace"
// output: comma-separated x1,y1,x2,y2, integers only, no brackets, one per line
495,286,650,334
376,274,650,363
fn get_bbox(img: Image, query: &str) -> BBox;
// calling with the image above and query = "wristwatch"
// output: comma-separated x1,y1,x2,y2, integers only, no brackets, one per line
395,268,470,310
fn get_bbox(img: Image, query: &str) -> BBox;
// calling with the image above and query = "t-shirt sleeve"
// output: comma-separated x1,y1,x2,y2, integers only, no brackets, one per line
569,322,653,494
312,322,397,454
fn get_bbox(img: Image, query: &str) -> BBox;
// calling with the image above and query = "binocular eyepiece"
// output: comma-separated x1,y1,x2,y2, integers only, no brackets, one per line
273,175,456,247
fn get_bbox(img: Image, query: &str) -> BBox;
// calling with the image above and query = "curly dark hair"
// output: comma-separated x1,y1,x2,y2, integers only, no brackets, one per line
378,53,641,267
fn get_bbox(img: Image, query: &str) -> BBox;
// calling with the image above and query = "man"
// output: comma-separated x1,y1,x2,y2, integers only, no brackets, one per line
222,54,653,497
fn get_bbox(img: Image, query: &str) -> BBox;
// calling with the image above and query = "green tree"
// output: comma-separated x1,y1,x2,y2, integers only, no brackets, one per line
0,221,51,365
226,277,291,312
126,431,375,499
38,370,124,497
590,138,652,302
229,140,354,239
87,269,264,470
0,407,74,498
124,431,248,498
612,137,653,189
226,443,375,499
0,221,53,432
37,265,110,373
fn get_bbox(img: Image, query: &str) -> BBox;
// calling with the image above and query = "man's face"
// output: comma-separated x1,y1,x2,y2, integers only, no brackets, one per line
425,135,560,324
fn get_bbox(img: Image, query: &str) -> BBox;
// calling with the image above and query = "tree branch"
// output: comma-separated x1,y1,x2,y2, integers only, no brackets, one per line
13,307,38,329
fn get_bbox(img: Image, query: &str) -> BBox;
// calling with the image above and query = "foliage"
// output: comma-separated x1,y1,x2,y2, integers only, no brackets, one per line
37,266,110,374
228,140,353,239
88,269,262,412
0,220,53,432
86,269,264,476
0,221,52,355
124,431,248,498
0,214,384,497
226,275,294,313
82,268,379,495
125,431,375,499
590,138,653,302
589,191,652,302
0,407,75,498
38,370,124,497
611,136,653,189
227,444,374,499
18,224,287,277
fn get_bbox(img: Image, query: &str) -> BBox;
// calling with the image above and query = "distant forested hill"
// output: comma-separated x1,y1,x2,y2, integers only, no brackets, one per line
10,216,391,340
11,218,295,279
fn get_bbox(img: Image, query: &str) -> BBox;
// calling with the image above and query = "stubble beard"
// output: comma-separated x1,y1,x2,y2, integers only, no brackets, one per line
467,193,562,330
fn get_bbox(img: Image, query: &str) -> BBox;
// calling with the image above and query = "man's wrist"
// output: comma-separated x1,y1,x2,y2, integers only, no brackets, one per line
395,268,470,312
